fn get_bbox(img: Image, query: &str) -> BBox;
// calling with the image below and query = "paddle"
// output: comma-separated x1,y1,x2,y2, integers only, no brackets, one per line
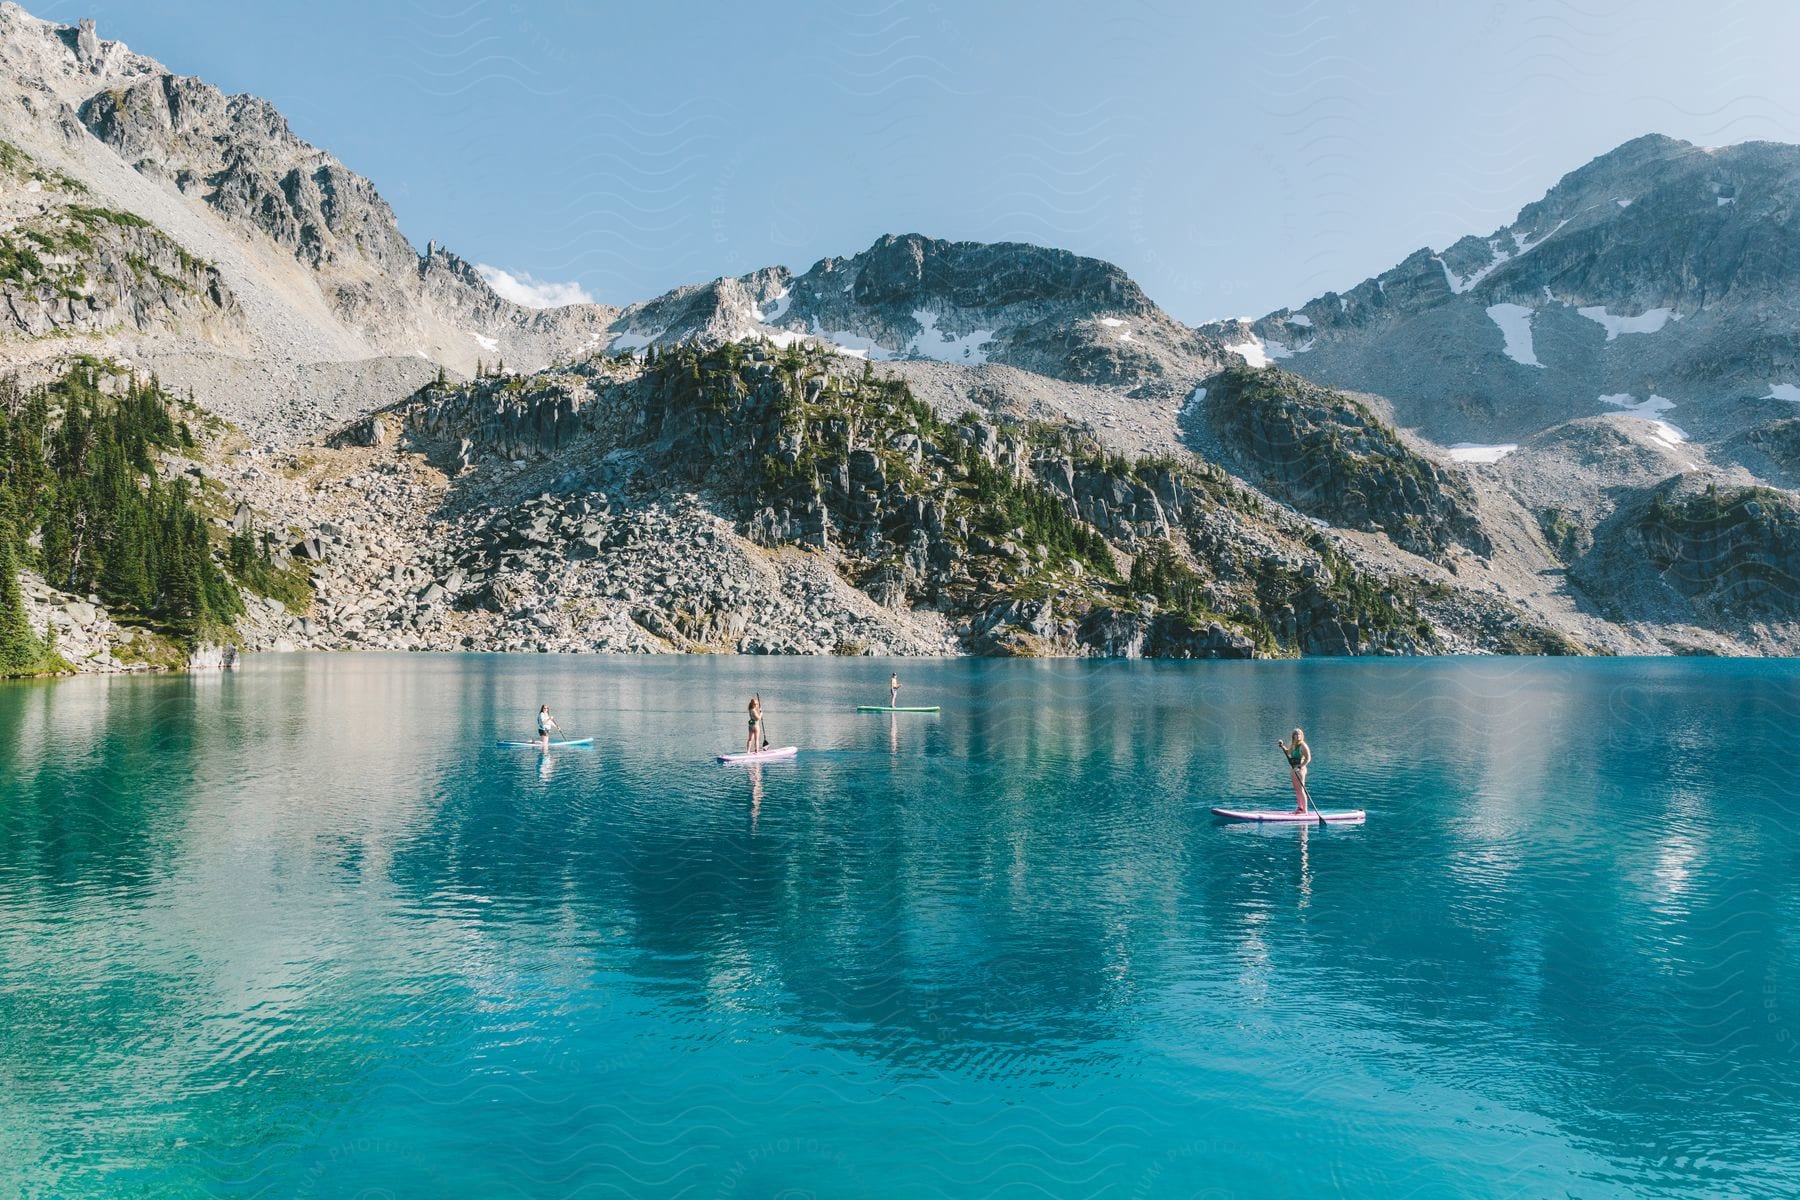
758,694,769,751
1276,741,1325,826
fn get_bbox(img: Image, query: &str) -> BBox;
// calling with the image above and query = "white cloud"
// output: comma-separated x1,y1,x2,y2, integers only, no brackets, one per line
475,263,594,308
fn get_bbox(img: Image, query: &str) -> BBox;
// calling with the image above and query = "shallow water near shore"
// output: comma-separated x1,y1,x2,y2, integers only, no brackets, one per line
2,653,1798,1197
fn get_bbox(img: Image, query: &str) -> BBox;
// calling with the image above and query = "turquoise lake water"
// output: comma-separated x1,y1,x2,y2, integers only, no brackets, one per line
2,654,1798,1198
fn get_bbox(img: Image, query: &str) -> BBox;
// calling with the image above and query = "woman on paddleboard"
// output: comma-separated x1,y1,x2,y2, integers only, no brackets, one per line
746,696,764,754
538,705,560,745
889,673,900,708
1278,728,1311,812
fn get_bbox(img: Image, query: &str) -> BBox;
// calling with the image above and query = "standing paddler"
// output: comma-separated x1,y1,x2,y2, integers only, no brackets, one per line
1277,728,1312,812
746,695,765,754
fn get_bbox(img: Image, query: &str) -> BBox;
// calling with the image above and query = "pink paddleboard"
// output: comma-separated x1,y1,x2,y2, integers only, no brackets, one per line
717,746,799,764
1212,808,1366,824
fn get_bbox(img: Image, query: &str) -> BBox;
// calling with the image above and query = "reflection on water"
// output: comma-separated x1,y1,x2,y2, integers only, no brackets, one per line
0,654,1797,1198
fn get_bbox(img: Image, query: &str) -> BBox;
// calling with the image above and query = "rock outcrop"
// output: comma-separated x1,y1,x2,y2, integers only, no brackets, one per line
1198,365,1491,560
0,140,240,342
1633,484,1800,619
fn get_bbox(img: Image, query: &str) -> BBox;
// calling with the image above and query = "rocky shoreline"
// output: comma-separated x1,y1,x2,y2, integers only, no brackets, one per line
17,342,1609,677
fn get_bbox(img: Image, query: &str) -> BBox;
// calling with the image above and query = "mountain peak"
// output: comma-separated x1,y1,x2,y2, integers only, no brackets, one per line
0,5,160,103
843,233,1154,314
0,2,615,441
1214,131,1800,447
608,233,1220,391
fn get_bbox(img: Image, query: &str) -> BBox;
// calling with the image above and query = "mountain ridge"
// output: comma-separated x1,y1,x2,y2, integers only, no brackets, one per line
1,2,1795,670
1207,133,1800,447
603,232,1227,396
0,3,616,441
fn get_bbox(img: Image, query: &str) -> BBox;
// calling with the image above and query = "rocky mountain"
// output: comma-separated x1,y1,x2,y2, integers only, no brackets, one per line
208,341,1560,660
1187,132,1800,654
607,234,1226,396
0,4,615,442
1207,134,1800,450
4,2,1799,670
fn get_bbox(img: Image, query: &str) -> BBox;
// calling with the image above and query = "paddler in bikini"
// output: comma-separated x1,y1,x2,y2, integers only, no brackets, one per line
889,672,900,708
1277,728,1311,812
745,695,765,754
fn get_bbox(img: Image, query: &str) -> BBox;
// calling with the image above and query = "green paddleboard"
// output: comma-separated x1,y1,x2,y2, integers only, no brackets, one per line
856,705,940,713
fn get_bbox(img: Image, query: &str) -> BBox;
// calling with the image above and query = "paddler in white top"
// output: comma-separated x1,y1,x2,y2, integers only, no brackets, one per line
537,704,560,746
889,672,900,708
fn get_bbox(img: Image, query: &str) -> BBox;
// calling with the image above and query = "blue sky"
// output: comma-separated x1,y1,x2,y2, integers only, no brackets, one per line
37,0,1800,321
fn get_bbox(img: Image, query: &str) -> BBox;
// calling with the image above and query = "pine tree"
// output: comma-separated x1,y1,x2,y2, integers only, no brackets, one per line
0,537,42,674
0,360,257,649
164,548,199,635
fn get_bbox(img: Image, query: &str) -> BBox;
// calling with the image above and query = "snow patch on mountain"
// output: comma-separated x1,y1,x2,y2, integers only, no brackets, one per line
1448,443,1518,463
1438,255,1479,295
753,327,808,350
1601,393,1688,445
1519,220,1568,253
907,310,994,363
809,319,888,361
1440,221,1568,294
1225,335,1291,369
609,329,662,353
1486,304,1542,367
1578,305,1678,340
753,287,791,324
1765,384,1800,403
